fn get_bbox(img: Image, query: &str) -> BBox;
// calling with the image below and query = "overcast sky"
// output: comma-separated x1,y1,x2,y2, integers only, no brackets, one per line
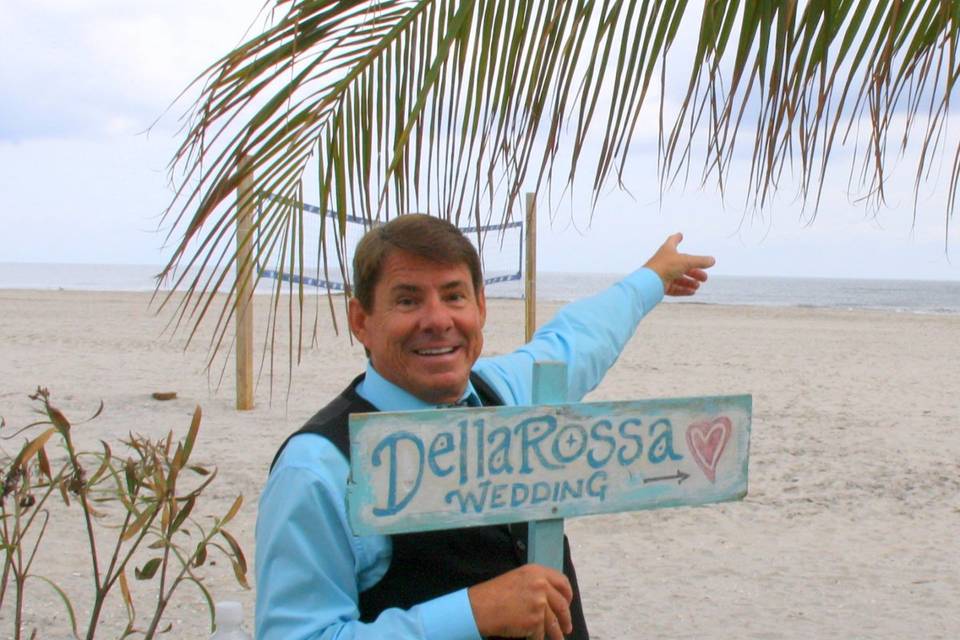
3,1,959,281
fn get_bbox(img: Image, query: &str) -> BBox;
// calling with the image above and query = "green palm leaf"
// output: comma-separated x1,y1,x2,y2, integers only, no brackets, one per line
163,0,960,373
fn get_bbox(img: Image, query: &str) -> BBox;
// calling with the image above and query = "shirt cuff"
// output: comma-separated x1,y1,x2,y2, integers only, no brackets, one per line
627,267,665,310
419,588,481,640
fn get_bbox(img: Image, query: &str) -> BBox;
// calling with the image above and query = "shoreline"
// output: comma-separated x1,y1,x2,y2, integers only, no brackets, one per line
3,265,960,316
3,286,959,317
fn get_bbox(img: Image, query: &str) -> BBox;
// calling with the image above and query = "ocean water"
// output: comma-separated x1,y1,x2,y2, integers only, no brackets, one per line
1,262,959,315
519,272,960,315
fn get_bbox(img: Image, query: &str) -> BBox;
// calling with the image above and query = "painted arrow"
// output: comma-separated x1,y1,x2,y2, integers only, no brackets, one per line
642,470,690,485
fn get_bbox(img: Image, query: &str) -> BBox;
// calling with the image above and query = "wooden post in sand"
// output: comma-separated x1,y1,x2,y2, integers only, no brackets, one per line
524,192,537,343
235,155,255,411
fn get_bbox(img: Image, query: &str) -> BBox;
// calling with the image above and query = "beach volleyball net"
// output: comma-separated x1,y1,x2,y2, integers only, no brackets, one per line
256,197,523,293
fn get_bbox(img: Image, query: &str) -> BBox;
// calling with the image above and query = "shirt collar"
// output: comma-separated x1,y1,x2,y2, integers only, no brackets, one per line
355,362,480,411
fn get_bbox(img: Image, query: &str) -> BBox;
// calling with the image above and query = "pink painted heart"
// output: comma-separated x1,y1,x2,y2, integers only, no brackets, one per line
685,417,732,483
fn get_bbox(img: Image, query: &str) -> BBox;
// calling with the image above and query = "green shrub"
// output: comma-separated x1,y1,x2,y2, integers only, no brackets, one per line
0,388,248,639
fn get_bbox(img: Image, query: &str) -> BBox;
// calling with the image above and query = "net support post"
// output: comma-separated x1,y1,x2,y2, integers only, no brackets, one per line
527,361,565,571
524,192,537,343
235,154,255,411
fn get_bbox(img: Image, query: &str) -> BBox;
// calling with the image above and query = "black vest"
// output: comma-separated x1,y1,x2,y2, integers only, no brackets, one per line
271,373,589,639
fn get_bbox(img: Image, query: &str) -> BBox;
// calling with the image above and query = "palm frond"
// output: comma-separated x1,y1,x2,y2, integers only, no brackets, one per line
162,0,960,378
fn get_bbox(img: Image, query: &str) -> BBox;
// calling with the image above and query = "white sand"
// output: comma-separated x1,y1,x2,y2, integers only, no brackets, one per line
1,289,957,639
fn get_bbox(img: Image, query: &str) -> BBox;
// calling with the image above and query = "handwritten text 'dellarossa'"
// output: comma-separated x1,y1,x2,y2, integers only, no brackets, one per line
347,395,751,535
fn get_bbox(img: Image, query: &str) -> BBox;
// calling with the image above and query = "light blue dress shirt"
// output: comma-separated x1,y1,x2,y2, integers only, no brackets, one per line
255,268,664,639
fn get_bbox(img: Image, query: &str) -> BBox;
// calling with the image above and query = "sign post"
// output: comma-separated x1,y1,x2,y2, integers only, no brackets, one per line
347,363,751,567
527,362,567,570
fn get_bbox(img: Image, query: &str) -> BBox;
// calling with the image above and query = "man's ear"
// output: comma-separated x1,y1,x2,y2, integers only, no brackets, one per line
347,297,369,346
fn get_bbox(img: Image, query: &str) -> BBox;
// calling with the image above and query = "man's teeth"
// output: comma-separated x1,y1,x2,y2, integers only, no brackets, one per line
417,347,455,355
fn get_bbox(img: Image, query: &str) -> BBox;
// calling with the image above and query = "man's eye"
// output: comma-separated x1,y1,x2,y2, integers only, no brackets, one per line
396,297,417,307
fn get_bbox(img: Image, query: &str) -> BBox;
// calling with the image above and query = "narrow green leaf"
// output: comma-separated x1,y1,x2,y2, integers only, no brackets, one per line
134,557,162,581
119,569,136,625
46,406,70,436
125,459,137,496
193,541,208,568
182,406,202,466
170,495,196,534
220,494,243,527
36,446,52,481
219,528,247,575
13,427,56,469
88,440,113,484
121,506,154,542
232,558,251,589
57,478,70,506
28,575,77,637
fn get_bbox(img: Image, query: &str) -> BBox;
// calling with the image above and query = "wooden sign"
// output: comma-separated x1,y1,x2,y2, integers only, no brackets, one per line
347,392,751,537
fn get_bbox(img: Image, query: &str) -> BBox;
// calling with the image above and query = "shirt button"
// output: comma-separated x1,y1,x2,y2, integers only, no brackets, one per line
516,540,526,551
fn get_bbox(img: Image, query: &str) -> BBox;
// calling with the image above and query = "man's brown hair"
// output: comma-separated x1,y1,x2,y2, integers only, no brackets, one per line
352,214,484,310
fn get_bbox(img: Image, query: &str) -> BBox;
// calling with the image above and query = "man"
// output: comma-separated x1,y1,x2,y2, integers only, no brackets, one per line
256,214,714,639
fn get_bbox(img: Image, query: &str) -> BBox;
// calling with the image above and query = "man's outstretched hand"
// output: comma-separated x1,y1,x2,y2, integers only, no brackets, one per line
468,564,574,640
643,232,715,296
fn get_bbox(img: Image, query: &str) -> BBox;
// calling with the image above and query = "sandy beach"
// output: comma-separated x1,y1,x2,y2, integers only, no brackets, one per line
1,289,957,639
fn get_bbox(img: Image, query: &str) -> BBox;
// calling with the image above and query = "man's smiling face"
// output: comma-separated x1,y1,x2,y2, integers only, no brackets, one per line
348,249,486,405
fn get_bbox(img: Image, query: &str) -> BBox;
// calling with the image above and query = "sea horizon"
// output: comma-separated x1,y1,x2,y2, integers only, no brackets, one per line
2,261,959,315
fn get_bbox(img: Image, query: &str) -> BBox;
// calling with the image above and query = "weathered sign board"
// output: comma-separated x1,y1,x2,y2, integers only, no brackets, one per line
347,385,751,539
